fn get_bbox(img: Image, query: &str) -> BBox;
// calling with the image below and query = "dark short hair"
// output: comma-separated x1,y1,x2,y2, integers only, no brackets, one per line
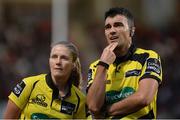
105,7,135,28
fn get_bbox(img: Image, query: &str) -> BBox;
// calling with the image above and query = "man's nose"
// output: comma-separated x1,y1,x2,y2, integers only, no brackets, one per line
110,27,116,35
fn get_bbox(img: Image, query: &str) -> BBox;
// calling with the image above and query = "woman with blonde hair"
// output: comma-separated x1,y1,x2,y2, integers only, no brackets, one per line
4,41,86,119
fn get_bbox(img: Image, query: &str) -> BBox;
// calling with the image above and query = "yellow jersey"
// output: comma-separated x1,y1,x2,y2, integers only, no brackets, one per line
9,74,86,119
87,45,162,119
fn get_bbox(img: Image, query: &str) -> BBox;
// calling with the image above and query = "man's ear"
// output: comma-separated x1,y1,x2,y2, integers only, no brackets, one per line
130,27,135,37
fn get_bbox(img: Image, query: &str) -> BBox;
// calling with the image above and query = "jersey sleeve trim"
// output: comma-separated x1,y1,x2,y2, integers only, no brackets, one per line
139,74,161,84
8,94,24,110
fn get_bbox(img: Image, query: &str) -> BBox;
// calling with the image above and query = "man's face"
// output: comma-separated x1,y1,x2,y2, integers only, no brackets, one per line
49,45,74,79
105,15,131,48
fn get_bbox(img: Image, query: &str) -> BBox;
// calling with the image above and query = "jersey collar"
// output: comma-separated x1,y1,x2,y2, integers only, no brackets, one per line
46,73,71,100
114,44,136,65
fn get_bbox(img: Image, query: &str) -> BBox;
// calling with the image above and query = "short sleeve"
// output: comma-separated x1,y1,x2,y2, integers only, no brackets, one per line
86,60,99,92
8,77,39,109
139,51,162,84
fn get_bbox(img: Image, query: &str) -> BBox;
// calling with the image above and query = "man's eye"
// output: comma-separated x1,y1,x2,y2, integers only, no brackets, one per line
105,24,111,30
114,22,124,27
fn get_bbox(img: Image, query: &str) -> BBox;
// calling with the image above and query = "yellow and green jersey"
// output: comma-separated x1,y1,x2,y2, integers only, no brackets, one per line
9,74,86,119
87,45,162,119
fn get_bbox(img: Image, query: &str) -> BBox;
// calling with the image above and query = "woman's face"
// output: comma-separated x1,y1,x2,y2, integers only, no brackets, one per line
49,44,74,80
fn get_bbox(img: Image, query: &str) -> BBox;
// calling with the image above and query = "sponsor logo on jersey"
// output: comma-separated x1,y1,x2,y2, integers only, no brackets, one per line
106,87,135,105
87,69,92,81
13,81,26,97
60,100,75,115
30,94,48,107
31,113,50,119
146,58,161,75
125,69,141,77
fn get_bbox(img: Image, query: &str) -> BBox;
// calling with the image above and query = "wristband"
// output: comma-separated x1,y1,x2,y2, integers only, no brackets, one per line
97,61,109,69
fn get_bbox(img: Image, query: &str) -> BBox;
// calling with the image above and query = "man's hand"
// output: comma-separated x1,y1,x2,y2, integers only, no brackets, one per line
100,42,118,65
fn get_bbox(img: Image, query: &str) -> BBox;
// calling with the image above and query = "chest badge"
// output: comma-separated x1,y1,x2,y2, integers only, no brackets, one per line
60,100,76,115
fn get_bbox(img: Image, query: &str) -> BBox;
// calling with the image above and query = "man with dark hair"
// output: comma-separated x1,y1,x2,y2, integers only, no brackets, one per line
87,7,162,119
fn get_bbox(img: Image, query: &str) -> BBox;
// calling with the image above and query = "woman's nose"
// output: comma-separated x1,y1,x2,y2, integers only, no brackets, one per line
56,57,61,64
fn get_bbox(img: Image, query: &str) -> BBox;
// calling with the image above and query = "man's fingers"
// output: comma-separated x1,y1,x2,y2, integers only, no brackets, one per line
109,42,118,51
106,42,118,50
105,43,114,49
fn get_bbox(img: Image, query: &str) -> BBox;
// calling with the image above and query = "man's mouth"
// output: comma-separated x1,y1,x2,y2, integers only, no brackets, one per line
110,36,118,40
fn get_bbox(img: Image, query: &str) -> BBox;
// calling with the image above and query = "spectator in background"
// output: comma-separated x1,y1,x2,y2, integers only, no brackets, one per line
86,7,163,119
4,41,86,119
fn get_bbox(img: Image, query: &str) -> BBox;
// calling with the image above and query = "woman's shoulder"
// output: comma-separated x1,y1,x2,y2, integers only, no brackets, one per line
22,74,47,85
71,85,86,99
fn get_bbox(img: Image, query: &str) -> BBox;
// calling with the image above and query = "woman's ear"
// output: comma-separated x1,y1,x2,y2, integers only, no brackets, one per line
73,62,76,69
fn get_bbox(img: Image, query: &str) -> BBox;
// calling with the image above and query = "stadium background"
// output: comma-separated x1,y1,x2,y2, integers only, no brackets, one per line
0,0,179,118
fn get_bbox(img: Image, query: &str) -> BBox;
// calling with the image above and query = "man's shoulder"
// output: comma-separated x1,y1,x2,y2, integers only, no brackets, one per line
135,48,159,57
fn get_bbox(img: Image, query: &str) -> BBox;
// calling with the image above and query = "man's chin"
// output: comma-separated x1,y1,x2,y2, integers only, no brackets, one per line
113,45,123,53
110,41,118,44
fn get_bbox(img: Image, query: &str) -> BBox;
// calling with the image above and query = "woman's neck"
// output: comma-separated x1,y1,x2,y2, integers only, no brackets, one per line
59,85,69,98
52,75,69,92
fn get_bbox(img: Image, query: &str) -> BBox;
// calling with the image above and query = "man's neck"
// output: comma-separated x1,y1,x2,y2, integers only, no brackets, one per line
114,44,131,57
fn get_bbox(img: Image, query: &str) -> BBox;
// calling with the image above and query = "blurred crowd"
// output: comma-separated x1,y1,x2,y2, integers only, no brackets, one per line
136,20,180,118
0,0,180,118
0,4,51,100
